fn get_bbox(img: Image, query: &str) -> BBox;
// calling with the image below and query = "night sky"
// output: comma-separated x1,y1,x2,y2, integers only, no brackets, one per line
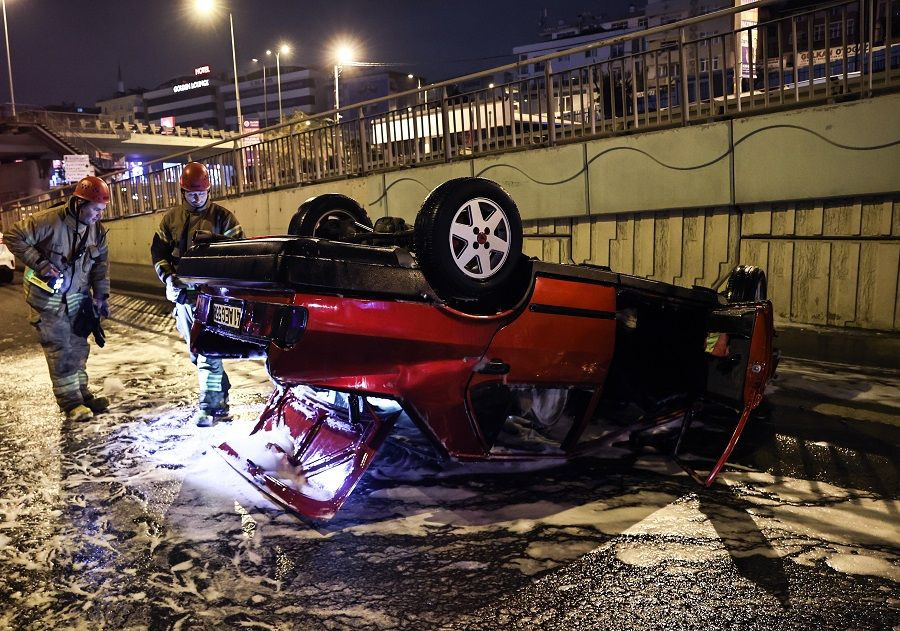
3,0,636,108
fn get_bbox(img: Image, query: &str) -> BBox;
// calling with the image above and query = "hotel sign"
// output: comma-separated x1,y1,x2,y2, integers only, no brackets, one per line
195,65,211,76
173,78,211,93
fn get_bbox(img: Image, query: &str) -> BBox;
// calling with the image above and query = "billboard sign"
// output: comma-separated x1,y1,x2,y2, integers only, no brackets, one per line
242,119,261,146
63,154,93,183
173,78,210,93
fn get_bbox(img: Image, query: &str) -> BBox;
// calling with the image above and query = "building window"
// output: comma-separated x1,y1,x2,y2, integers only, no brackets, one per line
611,21,627,30
638,18,648,29
611,43,625,57
813,23,825,41
829,21,842,40
700,58,708,72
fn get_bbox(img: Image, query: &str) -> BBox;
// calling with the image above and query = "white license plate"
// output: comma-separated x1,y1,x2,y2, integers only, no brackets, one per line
212,302,243,329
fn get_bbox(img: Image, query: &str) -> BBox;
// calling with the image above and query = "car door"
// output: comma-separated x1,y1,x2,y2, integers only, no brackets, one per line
688,300,776,485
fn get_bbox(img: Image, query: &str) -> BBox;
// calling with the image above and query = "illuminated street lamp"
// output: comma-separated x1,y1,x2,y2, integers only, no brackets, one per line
407,73,425,106
193,0,242,131
333,43,356,121
251,57,268,127
1,0,14,116
267,44,290,124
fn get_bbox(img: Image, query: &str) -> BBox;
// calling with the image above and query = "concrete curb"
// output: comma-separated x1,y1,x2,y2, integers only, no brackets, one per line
775,323,900,371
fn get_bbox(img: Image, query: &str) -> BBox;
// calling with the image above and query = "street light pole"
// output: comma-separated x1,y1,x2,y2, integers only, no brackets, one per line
267,44,289,125
333,63,341,116
333,44,356,123
229,12,242,131
408,73,423,106
262,62,267,127
276,51,283,124
253,57,268,127
1,0,15,117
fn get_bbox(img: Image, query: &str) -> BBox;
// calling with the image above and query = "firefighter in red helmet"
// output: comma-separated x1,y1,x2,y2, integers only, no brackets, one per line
150,162,244,426
5,176,112,422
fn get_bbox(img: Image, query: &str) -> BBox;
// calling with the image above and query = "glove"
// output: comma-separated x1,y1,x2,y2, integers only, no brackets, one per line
165,275,188,303
36,260,61,283
93,297,110,319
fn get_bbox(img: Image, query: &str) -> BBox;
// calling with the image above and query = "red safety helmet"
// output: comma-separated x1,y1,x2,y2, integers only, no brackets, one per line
180,162,211,192
73,176,110,204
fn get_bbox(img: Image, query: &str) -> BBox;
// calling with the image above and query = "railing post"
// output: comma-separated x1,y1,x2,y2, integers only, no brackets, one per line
234,142,244,195
357,107,369,175
679,27,690,123
148,172,158,212
544,61,556,145
631,55,640,129
290,129,301,184
866,0,874,95
441,87,452,162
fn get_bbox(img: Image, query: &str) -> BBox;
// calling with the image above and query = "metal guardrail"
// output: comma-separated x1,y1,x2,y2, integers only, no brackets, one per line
1,0,897,230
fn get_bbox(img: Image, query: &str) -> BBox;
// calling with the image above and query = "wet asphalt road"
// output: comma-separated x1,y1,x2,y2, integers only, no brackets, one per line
0,277,898,630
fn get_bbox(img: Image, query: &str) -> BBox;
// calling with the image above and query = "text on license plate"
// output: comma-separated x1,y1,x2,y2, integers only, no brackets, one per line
212,303,242,329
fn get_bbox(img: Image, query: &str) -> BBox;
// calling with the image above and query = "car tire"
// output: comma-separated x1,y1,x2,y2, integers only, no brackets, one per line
288,194,372,240
414,178,523,310
724,265,767,302
0,267,12,285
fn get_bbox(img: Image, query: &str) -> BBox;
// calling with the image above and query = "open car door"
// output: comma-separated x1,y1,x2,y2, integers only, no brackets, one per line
675,301,777,486
215,386,402,519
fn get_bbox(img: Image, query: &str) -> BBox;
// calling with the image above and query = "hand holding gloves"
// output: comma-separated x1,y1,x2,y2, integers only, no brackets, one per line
165,275,190,304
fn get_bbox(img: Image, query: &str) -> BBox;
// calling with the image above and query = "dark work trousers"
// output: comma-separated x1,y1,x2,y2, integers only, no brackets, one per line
173,301,230,412
30,293,91,412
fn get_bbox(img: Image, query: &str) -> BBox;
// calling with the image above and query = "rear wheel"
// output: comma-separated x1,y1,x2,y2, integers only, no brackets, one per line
724,265,767,303
288,194,372,240
414,178,523,311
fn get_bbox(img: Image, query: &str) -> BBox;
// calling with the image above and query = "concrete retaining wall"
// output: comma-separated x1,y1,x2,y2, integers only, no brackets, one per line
105,93,900,332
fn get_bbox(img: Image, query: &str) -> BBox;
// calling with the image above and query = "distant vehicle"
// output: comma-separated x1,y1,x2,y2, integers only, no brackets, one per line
179,178,777,520
0,232,15,284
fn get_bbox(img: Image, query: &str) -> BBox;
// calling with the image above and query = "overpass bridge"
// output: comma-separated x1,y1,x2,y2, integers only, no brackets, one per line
1,0,898,342
0,108,239,176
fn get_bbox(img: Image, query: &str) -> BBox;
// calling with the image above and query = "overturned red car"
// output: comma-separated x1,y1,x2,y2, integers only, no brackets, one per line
178,177,776,520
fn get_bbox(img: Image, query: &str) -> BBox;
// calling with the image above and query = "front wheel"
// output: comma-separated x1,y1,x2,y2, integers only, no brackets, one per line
414,178,523,311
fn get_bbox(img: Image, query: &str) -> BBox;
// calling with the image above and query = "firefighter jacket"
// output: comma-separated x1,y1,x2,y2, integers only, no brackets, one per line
4,200,110,312
150,202,243,283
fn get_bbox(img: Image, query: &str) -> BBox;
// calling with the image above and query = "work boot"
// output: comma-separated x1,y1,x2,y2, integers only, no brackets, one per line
66,405,94,422
193,409,214,427
83,395,110,414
